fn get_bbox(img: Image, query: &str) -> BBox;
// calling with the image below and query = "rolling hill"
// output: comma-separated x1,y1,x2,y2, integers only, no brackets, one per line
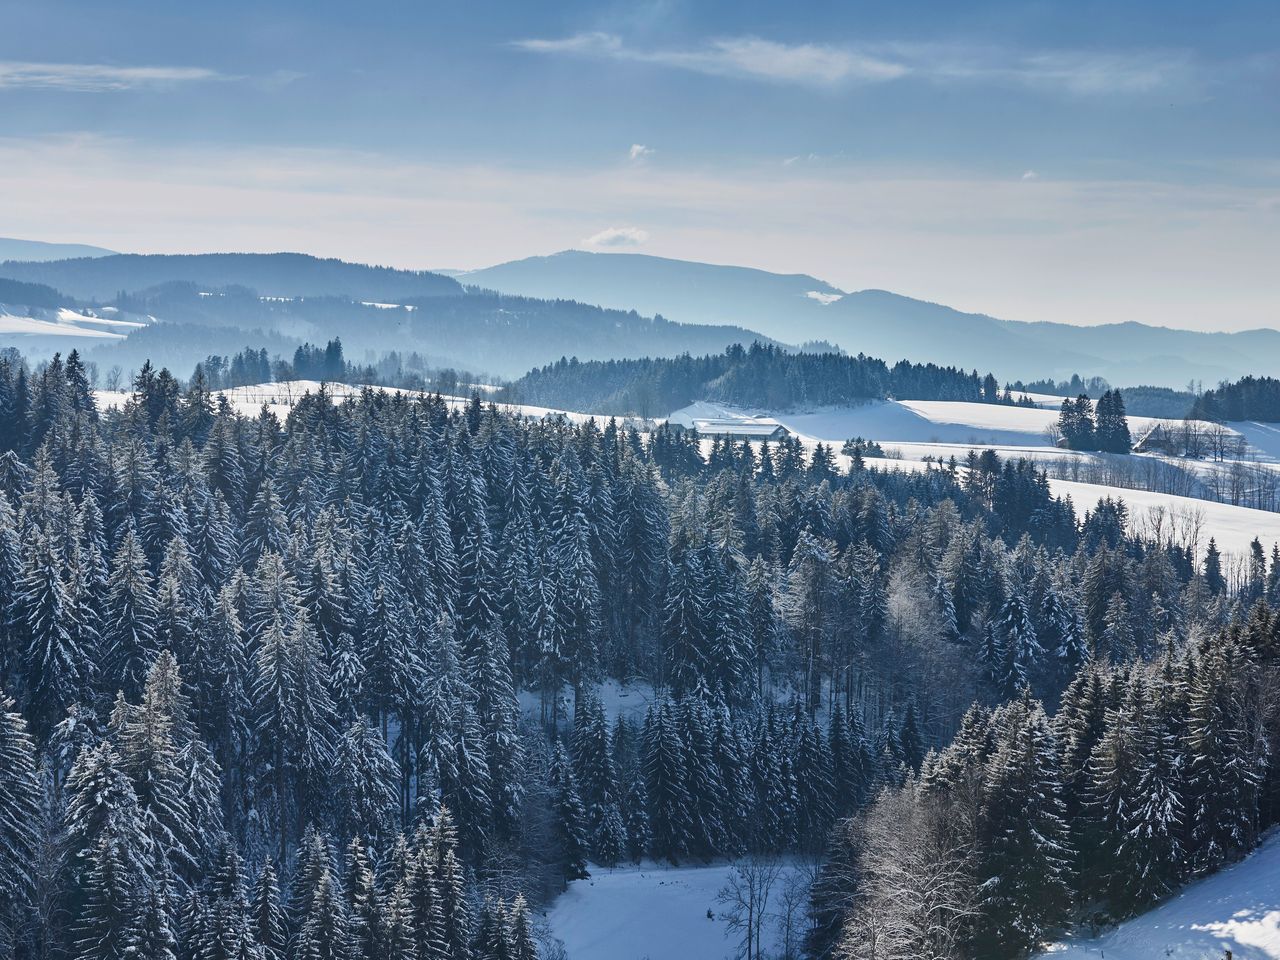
0,237,118,262
0,252,463,302
462,251,1280,388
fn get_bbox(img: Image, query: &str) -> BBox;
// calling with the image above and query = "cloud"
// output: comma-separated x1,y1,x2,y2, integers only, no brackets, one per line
1022,170,1039,181
583,226,650,247
888,44,1195,96
515,33,1195,96
629,144,654,161
514,33,906,86
0,61,224,92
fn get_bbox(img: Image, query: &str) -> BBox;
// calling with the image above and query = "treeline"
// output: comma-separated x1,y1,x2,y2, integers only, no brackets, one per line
505,342,1014,417
1192,375,1280,422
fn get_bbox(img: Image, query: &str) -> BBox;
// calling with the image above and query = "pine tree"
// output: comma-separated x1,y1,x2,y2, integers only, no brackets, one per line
974,697,1071,957
641,702,692,863
294,865,353,960
1185,637,1261,873
548,744,590,883
14,527,86,737
0,695,40,938
75,834,142,960
334,720,400,844
104,522,160,699
251,863,287,960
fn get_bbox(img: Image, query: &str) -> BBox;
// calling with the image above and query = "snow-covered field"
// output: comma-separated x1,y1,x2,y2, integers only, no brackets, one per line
1040,832,1280,959
546,862,805,960
1047,477,1280,557
0,305,145,339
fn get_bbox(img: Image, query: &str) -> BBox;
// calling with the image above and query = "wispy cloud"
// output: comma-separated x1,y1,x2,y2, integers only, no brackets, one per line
913,47,1195,95
513,33,905,86
584,226,650,247
629,143,654,161
1022,170,1039,181
0,61,223,92
515,33,1195,96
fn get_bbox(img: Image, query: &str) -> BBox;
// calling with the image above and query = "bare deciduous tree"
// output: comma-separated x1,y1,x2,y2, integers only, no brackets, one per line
717,856,782,960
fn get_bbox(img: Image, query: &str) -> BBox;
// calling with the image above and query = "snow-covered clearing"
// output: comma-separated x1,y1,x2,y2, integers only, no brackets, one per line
1047,477,1280,557
1039,832,1280,959
546,861,806,960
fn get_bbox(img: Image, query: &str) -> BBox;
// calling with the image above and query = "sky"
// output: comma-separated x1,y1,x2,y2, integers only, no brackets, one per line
0,0,1277,331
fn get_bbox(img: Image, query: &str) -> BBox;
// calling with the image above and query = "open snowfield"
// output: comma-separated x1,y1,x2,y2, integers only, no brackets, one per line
1046,477,1280,557
1039,833,1280,959
0,306,145,339
546,862,805,960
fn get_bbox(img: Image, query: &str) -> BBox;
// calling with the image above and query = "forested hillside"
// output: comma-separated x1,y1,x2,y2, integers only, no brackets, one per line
1192,374,1280,422
0,349,1274,960
506,342,1009,416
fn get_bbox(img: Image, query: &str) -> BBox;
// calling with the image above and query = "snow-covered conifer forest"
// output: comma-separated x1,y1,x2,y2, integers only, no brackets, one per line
0,347,1277,960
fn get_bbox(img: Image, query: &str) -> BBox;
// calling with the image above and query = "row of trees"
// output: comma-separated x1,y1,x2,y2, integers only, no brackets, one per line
1055,390,1132,453
507,342,1018,417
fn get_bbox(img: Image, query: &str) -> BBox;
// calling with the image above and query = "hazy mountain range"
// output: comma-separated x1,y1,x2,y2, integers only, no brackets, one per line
462,251,1280,389
3,243,1278,389
0,251,771,379
0,237,118,262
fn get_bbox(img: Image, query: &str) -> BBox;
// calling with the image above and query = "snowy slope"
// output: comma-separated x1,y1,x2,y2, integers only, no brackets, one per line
1040,833,1280,959
1046,478,1280,557
0,304,145,339
547,862,803,960
670,399,1211,451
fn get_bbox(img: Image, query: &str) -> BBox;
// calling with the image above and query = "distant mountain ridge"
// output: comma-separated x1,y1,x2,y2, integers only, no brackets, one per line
0,255,777,380
0,252,463,302
0,237,118,262
463,250,1279,388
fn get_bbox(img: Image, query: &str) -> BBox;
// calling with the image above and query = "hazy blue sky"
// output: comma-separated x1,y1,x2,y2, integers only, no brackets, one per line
1,0,1277,330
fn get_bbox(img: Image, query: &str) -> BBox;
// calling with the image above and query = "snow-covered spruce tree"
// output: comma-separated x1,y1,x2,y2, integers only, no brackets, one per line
0,693,41,951
547,743,590,884
1185,633,1261,874
972,696,1071,957
103,521,160,700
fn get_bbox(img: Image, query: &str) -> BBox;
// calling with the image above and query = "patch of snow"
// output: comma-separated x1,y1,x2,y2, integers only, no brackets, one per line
547,861,805,960
360,301,416,310
1039,832,1280,959
55,308,144,330
0,311,127,339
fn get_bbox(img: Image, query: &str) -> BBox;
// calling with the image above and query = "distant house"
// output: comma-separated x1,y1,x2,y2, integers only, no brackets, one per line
667,402,790,441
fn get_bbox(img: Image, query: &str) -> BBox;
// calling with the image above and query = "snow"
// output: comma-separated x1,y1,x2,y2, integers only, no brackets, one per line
667,399,1227,454
546,862,803,960
1039,832,1280,959
0,306,144,339
1231,422,1280,462
1047,477,1280,557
